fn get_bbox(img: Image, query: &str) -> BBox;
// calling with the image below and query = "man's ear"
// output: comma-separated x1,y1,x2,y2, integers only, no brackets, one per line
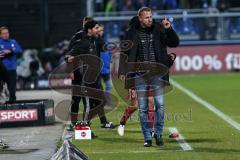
138,16,141,22
87,28,91,35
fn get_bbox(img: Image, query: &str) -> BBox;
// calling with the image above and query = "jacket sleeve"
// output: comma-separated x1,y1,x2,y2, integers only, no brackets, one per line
68,31,84,51
12,39,23,55
164,27,180,47
118,28,131,76
68,35,76,51
121,28,132,56
68,41,87,56
96,38,105,53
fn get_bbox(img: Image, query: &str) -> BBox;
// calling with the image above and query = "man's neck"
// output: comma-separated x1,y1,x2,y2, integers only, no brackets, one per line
140,23,147,28
87,32,92,37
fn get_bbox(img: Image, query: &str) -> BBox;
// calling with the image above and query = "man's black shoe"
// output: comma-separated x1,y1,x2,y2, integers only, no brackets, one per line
66,123,74,132
91,131,98,139
144,140,152,147
101,122,117,129
155,134,164,146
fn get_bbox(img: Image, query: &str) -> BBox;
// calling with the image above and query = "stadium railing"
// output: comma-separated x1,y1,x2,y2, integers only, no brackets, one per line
93,8,240,44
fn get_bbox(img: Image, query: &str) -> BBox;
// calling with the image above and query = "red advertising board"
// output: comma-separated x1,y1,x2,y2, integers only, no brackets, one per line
168,44,240,74
0,109,38,122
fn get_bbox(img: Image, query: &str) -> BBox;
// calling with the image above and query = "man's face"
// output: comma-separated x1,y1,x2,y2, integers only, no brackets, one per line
0,29,9,40
138,11,153,28
97,26,104,37
88,24,100,38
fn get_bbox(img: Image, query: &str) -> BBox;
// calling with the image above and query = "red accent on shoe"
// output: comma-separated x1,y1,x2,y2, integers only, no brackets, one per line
169,133,179,139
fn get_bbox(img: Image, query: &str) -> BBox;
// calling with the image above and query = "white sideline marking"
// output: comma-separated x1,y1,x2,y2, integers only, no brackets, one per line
168,127,193,151
89,150,182,154
171,79,240,131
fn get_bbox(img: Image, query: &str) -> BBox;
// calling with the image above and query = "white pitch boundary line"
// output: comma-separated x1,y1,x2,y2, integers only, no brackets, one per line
89,149,182,154
171,79,240,131
168,127,193,151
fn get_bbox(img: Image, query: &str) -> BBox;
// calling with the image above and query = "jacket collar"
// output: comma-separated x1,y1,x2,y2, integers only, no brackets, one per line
128,16,156,30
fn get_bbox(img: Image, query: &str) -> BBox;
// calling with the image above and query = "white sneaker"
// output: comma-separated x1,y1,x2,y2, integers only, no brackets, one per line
117,125,125,136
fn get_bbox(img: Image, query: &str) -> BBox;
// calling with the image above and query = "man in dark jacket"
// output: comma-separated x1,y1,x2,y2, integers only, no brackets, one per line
120,7,179,147
66,20,115,131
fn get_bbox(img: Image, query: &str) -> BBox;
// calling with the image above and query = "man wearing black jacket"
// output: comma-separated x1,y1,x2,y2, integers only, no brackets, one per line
66,20,115,131
120,7,179,147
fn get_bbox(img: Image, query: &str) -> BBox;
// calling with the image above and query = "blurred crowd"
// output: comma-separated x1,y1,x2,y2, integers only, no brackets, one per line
95,0,240,41
94,0,240,13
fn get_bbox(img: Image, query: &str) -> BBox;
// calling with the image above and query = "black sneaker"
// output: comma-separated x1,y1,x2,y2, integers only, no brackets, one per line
144,140,152,147
91,131,98,139
155,134,164,146
66,123,74,131
101,122,117,129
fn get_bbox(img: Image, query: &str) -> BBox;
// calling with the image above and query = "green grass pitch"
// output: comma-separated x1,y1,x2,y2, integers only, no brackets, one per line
72,73,240,160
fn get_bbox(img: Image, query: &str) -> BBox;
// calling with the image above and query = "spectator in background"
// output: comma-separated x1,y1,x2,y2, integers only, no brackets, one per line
217,0,230,12
95,0,105,12
164,0,178,10
98,25,112,106
198,0,217,40
148,0,165,10
204,7,218,40
189,0,205,9
178,0,190,9
0,26,22,102
17,49,45,89
105,0,118,16
122,0,137,11
217,0,230,39
52,39,69,67
135,0,148,10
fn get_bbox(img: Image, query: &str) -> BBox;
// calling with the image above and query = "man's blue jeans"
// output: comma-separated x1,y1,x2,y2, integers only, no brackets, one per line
135,75,164,141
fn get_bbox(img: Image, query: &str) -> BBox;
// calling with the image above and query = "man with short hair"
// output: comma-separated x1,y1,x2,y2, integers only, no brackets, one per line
66,20,115,132
121,7,179,147
0,26,22,102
